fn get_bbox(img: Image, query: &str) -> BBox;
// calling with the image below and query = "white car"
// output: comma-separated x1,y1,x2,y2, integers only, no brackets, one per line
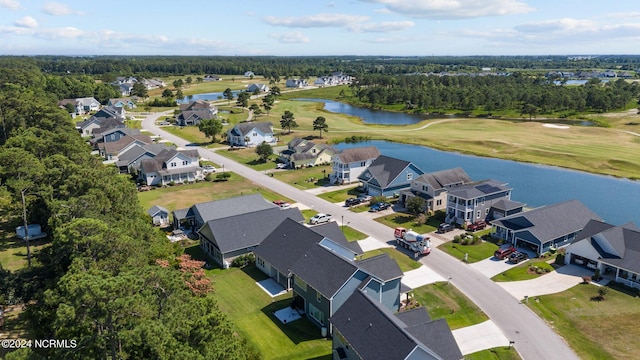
202,165,216,174
276,163,288,169
309,213,332,225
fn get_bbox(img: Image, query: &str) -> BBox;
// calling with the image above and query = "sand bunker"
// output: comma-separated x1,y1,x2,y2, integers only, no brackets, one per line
543,124,570,129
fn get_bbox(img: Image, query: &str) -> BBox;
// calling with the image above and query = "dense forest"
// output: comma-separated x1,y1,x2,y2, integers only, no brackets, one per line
0,61,257,359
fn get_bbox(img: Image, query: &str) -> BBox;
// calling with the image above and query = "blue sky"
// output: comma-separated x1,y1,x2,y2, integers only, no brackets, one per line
1,0,639,56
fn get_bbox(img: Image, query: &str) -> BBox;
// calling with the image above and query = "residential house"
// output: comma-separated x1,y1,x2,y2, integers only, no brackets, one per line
255,218,362,290
203,74,222,81
247,83,269,93
290,243,403,333
117,83,134,96
565,220,640,289
244,71,255,78
400,167,472,213
141,78,166,90
358,155,424,197
314,72,352,87
107,98,137,109
176,100,218,126
491,200,602,256
330,146,380,185
57,98,82,115
173,194,275,230
93,105,126,121
227,121,275,147
331,290,463,360
279,138,336,168
148,205,169,226
115,143,172,173
90,127,142,147
76,97,101,113
285,79,308,88
76,116,124,136
138,148,201,186
444,179,523,226
97,134,154,161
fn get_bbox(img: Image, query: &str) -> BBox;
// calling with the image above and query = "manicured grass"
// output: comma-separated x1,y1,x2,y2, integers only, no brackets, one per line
341,226,367,242
136,175,290,212
301,209,318,223
492,260,556,282
439,240,499,264
220,148,279,171
211,264,331,359
316,186,360,203
464,347,522,360
527,283,640,360
160,125,215,146
374,212,438,234
411,282,489,330
0,238,49,271
124,119,142,129
360,248,421,272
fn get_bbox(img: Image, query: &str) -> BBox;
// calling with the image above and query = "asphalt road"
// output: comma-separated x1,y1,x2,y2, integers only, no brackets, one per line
142,113,580,360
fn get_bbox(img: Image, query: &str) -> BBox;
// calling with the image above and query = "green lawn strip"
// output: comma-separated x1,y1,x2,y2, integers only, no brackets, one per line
271,167,332,190
526,283,640,360
211,264,330,359
316,186,360,203
438,241,499,263
219,148,277,172
359,248,421,272
136,175,291,212
373,212,437,234
464,347,522,360
491,260,556,282
160,125,213,145
341,226,367,242
0,238,49,271
410,282,489,330
124,119,142,129
300,209,318,223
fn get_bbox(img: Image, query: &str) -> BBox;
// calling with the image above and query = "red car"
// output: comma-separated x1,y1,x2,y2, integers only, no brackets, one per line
468,221,487,231
494,245,516,260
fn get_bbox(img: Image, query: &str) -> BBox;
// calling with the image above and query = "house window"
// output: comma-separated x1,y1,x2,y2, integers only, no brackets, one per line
308,303,324,326
170,162,177,167
481,197,485,205
253,132,257,136
294,276,307,291
485,208,490,215
422,185,427,192
436,199,442,206
477,210,481,218
182,160,188,165
360,161,365,167
407,173,413,181
316,291,322,303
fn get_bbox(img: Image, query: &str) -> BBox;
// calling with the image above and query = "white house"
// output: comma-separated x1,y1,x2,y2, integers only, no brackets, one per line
330,146,380,185
286,79,308,88
138,149,202,186
227,122,275,147
148,205,169,226
244,71,255,78
75,97,101,114
247,83,269,93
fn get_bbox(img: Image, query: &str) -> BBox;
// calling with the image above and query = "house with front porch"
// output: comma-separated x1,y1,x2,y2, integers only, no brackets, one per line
330,146,380,185
445,179,523,226
247,83,269,93
97,134,154,161
331,290,463,360
279,138,336,168
491,199,602,256
565,220,640,289
176,100,218,126
400,167,472,213
227,122,275,147
138,148,201,186
358,155,424,197
76,97,101,114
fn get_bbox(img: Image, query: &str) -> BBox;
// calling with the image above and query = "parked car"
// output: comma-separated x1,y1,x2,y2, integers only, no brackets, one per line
437,223,454,233
345,197,363,207
202,165,216,174
369,202,391,212
468,220,487,231
508,251,529,264
276,163,288,169
272,200,291,209
309,213,332,225
494,245,517,260
358,195,373,203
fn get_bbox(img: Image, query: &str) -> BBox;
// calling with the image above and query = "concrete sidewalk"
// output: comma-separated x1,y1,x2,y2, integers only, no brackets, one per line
452,320,511,355
305,183,358,195
356,237,393,252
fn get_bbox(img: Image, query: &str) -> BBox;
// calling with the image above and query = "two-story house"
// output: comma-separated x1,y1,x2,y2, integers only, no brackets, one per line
285,79,308,88
138,148,201,186
401,167,472,213
279,138,336,168
227,122,275,147
176,100,218,126
75,97,101,114
445,179,524,226
330,146,380,185
247,83,269,93
358,155,424,197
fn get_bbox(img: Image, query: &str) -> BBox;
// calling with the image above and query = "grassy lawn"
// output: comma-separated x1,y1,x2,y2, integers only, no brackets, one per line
411,282,489,330
0,238,49,271
492,260,557,282
373,212,438,234
360,248,421,272
160,125,216,146
316,186,360,203
210,264,331,360
527,283,640,360
464,347,522,360
439,240,499,264
341,226,367,242
221,148,280,172
136,175,291,212
300,209,318,223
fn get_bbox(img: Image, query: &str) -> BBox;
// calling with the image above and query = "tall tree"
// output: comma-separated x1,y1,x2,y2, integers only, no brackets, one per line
261,94,275,115
131,82,148,98
223,88,234,105
236,92,250,112
255,142,273,162
198,118,223,143
270,86,281,98
280,110,298,134
312,116,328,138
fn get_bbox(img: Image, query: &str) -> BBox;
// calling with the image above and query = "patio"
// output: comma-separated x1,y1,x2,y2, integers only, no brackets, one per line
274,306,302,324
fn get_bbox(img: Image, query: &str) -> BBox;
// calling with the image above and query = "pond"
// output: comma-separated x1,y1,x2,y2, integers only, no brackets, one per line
335,140,640,226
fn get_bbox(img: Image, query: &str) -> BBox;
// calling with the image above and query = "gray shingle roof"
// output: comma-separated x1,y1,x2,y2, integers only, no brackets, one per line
404,318,464,360
309,222,362,254
193,193,275,223
491,200,602,244
336,146,380,164
447,179,510,199
491,199,526,212
358,155,416,188
356,254,403,282
231,122,273,137
573,220,640,273
416,167,471,191
290,244,358,298
147,205,168,217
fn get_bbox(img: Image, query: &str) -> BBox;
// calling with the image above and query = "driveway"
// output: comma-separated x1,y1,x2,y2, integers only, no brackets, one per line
497,264,596,300
401,265,446,289
356,237,393,252
452,320,511,355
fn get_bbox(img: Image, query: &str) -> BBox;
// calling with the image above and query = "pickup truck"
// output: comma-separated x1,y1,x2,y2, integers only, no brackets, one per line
309,213,332,225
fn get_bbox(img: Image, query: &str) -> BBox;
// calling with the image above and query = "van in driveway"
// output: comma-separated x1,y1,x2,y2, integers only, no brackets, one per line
494,245,516,260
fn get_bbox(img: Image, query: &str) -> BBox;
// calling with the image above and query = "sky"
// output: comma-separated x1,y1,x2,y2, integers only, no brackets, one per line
1,0,640,56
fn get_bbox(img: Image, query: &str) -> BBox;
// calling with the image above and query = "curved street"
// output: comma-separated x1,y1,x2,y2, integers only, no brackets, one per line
142,112,580,360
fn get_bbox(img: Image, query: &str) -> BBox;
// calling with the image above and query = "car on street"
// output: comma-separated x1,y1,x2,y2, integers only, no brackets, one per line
309,213,332,225
437,223,454,233
468,220,487,231
202,165,216,174
345,197,364,207
494,245,517,260
272,200,291,209
369,202,391,212
508,251,529,264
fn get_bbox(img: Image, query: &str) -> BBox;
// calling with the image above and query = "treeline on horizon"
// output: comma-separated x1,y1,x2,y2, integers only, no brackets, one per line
0,64,257,358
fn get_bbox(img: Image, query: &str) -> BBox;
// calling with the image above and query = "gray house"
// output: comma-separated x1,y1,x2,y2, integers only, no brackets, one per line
491,200,602,256
331,290,463,360
147,205,169,226
176,100,218,126
358,155,425,197
445,179,524,226
401,167,472,213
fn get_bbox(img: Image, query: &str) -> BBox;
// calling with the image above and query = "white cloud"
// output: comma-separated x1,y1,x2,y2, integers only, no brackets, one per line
360,0,534,19
374,8,391,14
349,21,414,33
37,26,84,39
515,18,595,33
42,2,84,16
264,13,369,28
14,16,38,28
0,0,20,9
269,31,311,44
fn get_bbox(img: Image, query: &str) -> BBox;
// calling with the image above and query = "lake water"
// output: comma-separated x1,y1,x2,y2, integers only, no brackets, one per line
335,140,640,226
178,90,242,104
294,98,430,125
